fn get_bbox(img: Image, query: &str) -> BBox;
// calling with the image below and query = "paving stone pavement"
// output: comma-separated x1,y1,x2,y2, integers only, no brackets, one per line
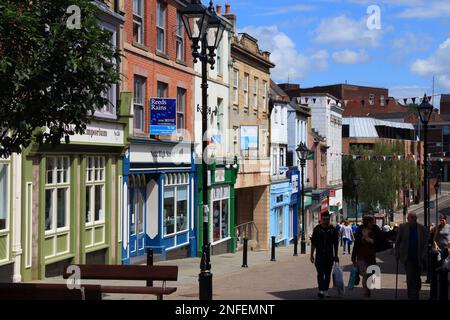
34,244,442,300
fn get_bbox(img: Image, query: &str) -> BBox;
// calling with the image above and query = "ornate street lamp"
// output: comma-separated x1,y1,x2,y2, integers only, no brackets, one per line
181,0,226,301
417,94,433,228
296,142,309,254
353,175,360,224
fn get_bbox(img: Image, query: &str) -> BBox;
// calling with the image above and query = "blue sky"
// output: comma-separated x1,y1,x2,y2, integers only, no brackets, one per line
221,0,450,105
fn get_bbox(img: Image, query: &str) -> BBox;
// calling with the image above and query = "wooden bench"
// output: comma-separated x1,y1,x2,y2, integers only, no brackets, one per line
63,264,178,300
0,282,102,300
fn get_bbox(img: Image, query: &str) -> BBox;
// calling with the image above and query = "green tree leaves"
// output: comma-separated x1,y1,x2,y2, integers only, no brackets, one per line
0,0,121,157
343,141,420,214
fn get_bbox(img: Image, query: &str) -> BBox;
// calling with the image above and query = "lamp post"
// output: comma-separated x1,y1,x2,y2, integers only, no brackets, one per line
353,176,360,224
434,178,440,225
417,94,434,228
296,142,309,254
403,175,407,224
181,0,226,301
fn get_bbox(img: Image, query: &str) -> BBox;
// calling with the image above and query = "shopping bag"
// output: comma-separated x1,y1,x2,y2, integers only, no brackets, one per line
332,262,345,295
348,266,358,290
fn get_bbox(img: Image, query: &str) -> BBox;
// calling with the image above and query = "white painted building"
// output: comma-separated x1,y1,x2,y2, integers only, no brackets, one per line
193,17,233,163
287,102,309,171
270,82,289,178
298,94,343,215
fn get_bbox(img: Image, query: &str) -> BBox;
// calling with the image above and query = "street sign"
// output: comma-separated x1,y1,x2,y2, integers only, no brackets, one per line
149,98,176,134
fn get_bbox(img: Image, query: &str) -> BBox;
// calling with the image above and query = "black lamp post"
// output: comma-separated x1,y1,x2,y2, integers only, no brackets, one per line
296,142,309,254
417,94,434,228
402,175,407,224
353,175,360,224
434,177,440,225
181,0,226,301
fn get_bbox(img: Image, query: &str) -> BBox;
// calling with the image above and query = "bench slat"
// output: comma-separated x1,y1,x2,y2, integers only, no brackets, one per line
63,264,178,281
0,283,102,300
101,285,177,295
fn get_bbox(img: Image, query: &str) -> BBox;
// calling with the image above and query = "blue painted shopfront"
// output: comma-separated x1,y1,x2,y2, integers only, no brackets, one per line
121,139,197,264
269,180,292,246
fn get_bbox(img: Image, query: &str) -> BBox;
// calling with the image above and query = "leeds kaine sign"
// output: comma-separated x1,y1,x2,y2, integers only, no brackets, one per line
149,98,176,135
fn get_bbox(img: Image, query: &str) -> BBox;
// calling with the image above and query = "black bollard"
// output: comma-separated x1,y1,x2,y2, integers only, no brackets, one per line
293,235,298,256
146,248,153,287
271,236,276,261
430,251,438,300
242,238,248,268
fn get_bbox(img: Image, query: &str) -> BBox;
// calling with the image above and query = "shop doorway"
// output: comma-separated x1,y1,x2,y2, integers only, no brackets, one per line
129,175,146,257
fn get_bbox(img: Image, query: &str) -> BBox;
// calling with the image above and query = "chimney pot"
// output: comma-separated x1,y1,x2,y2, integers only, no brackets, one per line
216,4,221,14
225,3,230,13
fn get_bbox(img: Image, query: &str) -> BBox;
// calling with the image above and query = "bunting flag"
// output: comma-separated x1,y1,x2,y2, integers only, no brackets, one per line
412,97,416,104
313,98,317,103
296,97,301,104
327,98,331,104
344,100,349,107
403,98,408,105
428,96,432,102
305,97,309,104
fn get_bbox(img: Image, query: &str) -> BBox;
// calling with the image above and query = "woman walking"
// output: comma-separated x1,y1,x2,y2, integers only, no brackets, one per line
433,214,450,299
351,215,386,298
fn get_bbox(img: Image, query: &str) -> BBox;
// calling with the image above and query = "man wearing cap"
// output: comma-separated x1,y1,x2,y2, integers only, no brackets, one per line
310,211,339,298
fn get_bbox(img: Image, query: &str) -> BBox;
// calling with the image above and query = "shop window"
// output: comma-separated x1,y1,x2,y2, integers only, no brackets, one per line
277,206,283,240
163,173,189,236
211,186,230,242
0,164,8,231
45,157,70,232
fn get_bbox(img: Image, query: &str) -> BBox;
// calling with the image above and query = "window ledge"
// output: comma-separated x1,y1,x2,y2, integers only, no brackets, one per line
176,59,187,66
132,42,149,52
156,50,169,60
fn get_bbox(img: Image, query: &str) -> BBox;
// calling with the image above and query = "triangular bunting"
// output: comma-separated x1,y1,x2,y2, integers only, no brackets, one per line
305,97,309,104
412,97,416,104
403,98,408,105
313,98,317,103
297,97,301,104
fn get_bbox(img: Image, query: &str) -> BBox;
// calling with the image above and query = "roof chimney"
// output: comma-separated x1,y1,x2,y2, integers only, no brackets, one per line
216,4,221,14
222,3,236,33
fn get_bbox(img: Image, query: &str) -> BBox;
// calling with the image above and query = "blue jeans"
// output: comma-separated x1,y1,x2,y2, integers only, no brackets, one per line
343,238,352,254
315,255,334,291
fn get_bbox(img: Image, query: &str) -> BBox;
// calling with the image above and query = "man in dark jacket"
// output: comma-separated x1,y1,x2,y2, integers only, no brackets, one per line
396,212,429,300
310,211,339,298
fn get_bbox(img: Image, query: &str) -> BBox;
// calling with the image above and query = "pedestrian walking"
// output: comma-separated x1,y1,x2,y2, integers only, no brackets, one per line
351,215,387,299
395,212,429,300
433,214,450,299
341,219,354,254
336,221,343,247
351,222,358,236
310,212,339,299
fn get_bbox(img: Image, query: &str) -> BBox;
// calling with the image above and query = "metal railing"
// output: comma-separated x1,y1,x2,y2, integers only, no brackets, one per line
235,221,259,246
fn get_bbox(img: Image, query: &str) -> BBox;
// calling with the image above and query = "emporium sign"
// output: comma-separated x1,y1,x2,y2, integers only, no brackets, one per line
149,98,177,135
66,121,124,145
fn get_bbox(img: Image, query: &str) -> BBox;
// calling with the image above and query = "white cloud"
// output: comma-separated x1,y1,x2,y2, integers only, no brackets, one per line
239,25,329,82
332,49,369,64
313,15,383,47
253,4,316,17
397,1,450,18
411,38,450,76
392,32,433,52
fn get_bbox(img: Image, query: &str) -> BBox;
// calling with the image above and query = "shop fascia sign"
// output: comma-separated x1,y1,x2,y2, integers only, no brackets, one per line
130,142,191,164
57,121,124,145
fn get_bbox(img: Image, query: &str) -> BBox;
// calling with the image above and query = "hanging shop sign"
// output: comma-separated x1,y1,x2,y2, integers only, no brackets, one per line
240,126,258,150
329,189,336,197
130,142,191,164
149,98,177,135
320,198,329,213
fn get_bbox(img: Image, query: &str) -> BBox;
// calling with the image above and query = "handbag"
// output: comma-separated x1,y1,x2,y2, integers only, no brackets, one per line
348,266,358,290
332,262,345,295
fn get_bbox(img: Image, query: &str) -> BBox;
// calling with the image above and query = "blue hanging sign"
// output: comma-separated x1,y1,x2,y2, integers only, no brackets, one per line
149,98,177,134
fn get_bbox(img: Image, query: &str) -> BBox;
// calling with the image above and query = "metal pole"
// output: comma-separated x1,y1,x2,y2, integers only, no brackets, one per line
293,235,298,256
146,248,153,287
300,160,306,254
355,191,358,225
271,236,276,261
242,238,248,268
424,123,428,228
199,33,212,301
403,179,407,224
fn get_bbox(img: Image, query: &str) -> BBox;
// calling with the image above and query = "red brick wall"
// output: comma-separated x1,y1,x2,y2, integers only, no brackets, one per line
123,0,195,140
